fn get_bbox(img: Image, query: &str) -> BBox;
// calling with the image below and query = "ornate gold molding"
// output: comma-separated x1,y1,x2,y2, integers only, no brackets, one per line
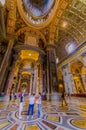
49,0,72,43
15,27,47,45
6,0,16,34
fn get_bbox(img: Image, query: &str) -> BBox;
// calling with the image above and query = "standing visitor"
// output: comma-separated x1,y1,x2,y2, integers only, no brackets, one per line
9,91,12,101
27,93,35,119
19,92,24,119
14,92,17,101
42,90,46,100
61,91,67,106
7,91,12,107
37,92,42,118
67,87,71,103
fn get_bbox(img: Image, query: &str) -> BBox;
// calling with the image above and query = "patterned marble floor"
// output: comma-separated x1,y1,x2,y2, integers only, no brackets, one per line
0,96,86,130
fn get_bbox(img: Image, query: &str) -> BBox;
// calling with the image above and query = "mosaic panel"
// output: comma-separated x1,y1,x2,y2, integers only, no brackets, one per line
71,118,86,129
25,124,39,130
66,112,79,116
0,105,7,109
47,115,59,122
58,106,69,111
10,124,19,130
45,108,55,113
0,113,8,116
0,121,10,129
42,120,57,129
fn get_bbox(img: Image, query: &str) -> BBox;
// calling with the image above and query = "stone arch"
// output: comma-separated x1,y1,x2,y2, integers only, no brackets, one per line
15,27,47,45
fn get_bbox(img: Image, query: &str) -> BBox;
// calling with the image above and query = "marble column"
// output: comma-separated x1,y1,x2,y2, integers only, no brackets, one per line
29,74,33,94
0,39,14,93
62,64,76,94
5,62,15,94
81,53,86,91
5,58,20,94
36,67,39,95
39,57,43,93
46,44,58,100
32,69,37,94
17,73,21,92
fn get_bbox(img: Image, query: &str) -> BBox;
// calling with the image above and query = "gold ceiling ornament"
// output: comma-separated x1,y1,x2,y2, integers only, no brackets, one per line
21,71,31,75
17,0,59,29
20,50,39,61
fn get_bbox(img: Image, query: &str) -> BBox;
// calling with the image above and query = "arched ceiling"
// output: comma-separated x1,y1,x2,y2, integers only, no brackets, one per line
56,0,86,62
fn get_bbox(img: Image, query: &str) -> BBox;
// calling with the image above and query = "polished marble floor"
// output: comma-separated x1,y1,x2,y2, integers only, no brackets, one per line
0,95,86,130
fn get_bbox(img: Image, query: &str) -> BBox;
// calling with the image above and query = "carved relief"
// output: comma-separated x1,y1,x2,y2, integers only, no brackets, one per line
6,0,16,34
15,9,26,32
16,27,47,45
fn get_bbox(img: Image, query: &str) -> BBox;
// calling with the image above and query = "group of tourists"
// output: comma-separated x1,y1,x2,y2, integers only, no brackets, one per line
8,90,68,119
8,91,42,119
27,92,42,119
9,91,17,102
18,92,42,119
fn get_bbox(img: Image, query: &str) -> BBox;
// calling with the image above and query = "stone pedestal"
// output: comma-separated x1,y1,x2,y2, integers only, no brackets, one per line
47,93,51,101
47,92,62,101
51,92,62,101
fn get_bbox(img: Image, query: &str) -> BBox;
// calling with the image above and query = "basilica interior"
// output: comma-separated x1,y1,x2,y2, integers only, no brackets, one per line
0,0,86,130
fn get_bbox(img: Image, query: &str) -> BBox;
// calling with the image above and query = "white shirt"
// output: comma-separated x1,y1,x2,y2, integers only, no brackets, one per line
29,95,35,104
38,96,42,104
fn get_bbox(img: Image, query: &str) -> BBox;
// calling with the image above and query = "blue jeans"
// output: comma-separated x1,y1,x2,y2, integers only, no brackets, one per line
28,104,34,115
38,104,41,117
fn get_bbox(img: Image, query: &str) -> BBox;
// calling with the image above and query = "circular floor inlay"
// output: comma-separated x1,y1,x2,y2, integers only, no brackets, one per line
71,118,86,129
15,111,38,121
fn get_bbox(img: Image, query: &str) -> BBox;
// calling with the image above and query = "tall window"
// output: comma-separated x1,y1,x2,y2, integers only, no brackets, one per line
66,42,76,54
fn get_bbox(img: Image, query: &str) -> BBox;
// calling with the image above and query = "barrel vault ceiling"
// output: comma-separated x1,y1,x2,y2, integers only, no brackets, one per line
56,0,86,62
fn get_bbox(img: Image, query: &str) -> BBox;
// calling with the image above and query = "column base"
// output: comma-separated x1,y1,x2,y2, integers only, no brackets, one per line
47,92,62,101
51,92,62,101
47,93,51,101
